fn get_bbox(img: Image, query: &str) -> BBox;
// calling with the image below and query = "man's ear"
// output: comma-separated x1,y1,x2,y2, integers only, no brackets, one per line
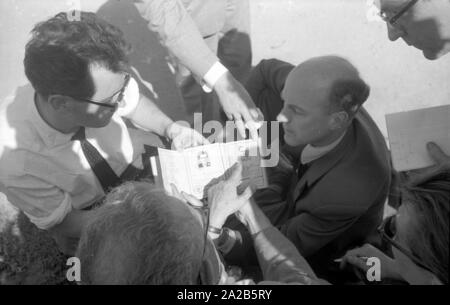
48,94,72,112
329,111,348,130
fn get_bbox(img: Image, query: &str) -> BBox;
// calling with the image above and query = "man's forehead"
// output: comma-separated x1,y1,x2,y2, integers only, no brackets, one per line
90,65,126,98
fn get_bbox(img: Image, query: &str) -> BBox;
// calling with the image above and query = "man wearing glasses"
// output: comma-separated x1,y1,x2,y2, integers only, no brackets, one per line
376,0,450,169
376,0,450,60
0,12,208,255
337,1,450,284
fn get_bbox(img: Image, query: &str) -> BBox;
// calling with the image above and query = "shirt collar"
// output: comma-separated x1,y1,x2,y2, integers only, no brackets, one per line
301,131,347,165
30,90,75,148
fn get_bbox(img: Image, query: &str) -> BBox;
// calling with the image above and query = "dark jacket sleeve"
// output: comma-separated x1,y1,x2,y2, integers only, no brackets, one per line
254,227,329,285
245,59,294,122
279,205,361,257
279,171,388,257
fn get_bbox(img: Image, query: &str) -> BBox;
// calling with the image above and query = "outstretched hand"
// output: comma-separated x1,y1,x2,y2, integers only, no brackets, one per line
214,72,264,140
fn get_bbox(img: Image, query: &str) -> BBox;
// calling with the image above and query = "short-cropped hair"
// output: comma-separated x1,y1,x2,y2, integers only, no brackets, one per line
24,11,130,99
328,77,370,118
76,182,203,284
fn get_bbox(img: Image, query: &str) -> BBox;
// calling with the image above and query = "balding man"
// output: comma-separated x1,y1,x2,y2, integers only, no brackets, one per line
221,57,391,283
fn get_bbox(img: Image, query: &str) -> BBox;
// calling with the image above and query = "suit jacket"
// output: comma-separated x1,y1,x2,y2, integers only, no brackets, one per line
250,59,392,280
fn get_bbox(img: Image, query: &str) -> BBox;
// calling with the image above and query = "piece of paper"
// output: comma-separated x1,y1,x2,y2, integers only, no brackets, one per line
220,140,267,189
182,144,226,199
386,105,450,171
157,149,190,196
157,140,268,199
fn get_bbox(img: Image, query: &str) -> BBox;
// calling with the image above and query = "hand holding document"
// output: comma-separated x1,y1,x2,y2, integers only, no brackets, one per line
386,105,450,171
156,139,268,199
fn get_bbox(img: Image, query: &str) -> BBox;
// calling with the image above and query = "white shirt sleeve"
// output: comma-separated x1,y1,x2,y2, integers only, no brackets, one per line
25,192,73,230
116,76,140,117
2,176,73,230
200,61,229,93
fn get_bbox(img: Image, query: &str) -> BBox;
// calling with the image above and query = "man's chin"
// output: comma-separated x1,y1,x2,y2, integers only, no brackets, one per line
87,118,112,128
421,48,447,60
284,134,301,147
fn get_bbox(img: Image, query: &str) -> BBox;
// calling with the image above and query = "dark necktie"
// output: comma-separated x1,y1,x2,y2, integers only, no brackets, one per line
296,161,310,179
71,127,122,193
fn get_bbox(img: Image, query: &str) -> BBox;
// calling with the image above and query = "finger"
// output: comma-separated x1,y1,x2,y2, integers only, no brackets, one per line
427,141,450,164
171,184,185,202
224,111,233,120
233,114,246,139
344,245,371,257
237,180,251,195
256,108,265,121
240,108,256,139
345,255,370,271
247,124,259,141
172,138,184,152
228,162,243,183
181,191,204,208
248,108,262,121
200,134,210,145
238,186,253,202
244,109,263,140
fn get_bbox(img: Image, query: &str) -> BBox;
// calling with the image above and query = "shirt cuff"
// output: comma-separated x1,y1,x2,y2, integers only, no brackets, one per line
24,192,73,230
201,61,228,93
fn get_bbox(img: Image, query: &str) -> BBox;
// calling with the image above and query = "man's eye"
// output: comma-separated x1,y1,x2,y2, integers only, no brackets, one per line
292,107,303,115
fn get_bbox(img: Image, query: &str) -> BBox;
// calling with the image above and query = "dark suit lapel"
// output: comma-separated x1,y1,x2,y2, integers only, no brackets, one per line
292,124,356,204
292,172,307,204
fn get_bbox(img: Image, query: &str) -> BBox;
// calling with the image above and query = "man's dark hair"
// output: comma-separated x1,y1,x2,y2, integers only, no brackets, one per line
24,11,130,99
402,169,450,284
328,78,370,118
76,182,204,285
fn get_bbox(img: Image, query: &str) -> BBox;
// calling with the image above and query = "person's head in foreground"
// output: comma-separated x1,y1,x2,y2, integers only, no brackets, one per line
276,56,370,147
389,169,449,284
343,169,449,285
76,181,220,284
24,11,132,133
376,0,450,59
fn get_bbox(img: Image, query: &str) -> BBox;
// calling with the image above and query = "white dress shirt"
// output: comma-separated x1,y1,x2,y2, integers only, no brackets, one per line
0,78,161,229
300,132,346,165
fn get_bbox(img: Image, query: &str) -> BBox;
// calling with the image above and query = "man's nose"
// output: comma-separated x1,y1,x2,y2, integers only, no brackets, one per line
276,111,288,123
387,23,404,41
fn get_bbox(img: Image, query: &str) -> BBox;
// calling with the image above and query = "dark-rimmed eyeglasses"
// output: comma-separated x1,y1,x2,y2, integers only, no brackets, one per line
378,215,434,273
186,199,210,284
69,73,130,109
379,0,418,26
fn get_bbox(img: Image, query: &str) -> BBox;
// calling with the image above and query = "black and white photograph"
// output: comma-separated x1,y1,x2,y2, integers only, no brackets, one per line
0,0,448,291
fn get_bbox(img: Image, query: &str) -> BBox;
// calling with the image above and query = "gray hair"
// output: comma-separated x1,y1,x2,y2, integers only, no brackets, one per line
76,182,203,284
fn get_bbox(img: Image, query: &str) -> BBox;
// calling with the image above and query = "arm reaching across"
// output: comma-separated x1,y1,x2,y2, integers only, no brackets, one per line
134,0,263,139
179,162,327,284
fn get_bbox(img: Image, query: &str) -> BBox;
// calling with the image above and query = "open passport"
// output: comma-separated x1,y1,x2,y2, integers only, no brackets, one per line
154,140,268,199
